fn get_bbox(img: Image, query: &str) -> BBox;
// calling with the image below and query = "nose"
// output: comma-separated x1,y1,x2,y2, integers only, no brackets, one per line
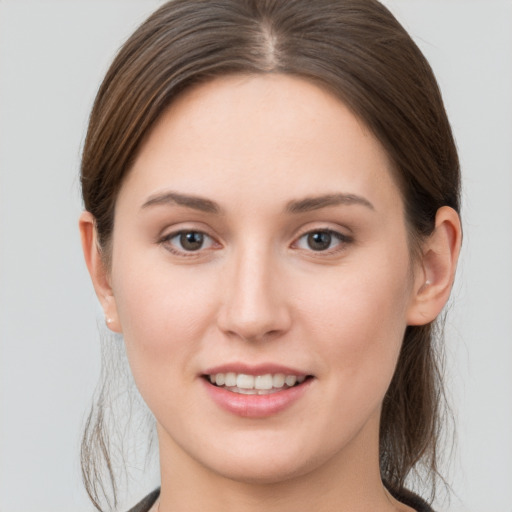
217,245,292,342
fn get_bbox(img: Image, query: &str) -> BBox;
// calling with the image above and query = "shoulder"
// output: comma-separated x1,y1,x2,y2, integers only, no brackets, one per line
127,488,160,512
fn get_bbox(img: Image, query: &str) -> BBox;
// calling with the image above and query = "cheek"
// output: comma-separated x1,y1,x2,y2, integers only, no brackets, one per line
299,253,413,396
111,253,219,381
110,265,223,424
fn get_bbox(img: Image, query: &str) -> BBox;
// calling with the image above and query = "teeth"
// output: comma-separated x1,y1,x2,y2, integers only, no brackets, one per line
273,373,285,387
236,388,259,395
255,374,273,390
285,375,297,387
208,372,307,392
236,374,254,389
225,372,237,387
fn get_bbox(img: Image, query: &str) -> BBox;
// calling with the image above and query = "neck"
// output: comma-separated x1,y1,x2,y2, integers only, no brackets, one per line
156,415,413,512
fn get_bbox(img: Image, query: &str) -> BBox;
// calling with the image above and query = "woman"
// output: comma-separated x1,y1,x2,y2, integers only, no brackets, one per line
79,1,462,511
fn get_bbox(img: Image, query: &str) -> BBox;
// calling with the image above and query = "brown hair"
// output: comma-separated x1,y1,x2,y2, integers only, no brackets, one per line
81,0,460,509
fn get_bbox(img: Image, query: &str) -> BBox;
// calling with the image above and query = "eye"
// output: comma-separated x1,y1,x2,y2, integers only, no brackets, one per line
161,230,216,254
295,229,351,252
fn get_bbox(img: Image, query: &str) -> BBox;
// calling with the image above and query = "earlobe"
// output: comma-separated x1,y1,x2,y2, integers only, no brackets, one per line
79,211,122,333
407,206,462,326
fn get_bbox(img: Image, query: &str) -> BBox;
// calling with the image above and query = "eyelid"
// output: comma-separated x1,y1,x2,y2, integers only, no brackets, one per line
156,223,353,258
159,228,221,257
292,227,353,254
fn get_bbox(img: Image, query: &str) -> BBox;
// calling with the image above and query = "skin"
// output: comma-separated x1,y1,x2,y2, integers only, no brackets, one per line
80,74,461,512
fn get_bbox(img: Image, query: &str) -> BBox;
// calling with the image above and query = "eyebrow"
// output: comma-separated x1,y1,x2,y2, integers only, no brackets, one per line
141,190,374,215
285,193,374,213
141,191,221,214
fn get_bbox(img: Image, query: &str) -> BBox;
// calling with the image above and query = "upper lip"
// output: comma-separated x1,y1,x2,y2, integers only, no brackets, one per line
202,362,309,377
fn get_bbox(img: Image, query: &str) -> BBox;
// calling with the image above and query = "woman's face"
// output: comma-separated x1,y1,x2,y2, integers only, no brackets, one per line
108,74,423,484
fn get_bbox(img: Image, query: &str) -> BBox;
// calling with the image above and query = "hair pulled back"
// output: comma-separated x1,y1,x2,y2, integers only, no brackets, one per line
80,0,460,509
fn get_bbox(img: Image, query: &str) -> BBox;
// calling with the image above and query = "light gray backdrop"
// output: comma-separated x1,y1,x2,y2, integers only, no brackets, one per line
1,1,511,511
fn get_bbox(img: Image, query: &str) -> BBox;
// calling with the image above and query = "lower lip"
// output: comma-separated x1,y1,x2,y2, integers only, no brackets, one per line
202,378,312,418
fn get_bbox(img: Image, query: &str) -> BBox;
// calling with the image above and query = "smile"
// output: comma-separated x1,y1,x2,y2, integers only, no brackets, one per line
208,373,307,395
202,365,314,417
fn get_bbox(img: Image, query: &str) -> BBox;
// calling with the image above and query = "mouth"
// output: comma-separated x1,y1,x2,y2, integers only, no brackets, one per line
201,367,314,417
203,372,312,395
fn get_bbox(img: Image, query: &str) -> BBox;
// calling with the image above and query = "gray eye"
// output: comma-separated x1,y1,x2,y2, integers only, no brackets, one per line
164,230,215,253
307,232,333,251
295,229,350,253
179,231,205,251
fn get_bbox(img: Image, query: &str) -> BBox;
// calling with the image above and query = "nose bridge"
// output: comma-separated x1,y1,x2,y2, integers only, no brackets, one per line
218,240,290,341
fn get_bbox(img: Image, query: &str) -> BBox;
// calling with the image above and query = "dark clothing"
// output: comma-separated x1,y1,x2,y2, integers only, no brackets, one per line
128,487,434,512
127,488,160,512
387,486,435,512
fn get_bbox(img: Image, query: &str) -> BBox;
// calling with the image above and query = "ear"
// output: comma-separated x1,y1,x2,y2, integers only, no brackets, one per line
407,206,462,326
79,211,122,332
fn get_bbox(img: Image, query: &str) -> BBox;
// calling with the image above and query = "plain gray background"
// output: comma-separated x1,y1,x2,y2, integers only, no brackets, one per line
1,1,511,511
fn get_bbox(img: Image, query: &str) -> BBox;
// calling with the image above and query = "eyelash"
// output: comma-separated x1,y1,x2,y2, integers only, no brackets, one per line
159,228,352,257
293,229,352,255
159,230,218,257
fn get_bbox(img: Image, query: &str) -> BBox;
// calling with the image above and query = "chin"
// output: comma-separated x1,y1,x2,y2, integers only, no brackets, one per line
206,455,316,486
189,431,336,487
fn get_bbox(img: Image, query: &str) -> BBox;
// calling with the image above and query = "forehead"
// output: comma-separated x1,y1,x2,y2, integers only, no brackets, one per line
120,74,401,214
